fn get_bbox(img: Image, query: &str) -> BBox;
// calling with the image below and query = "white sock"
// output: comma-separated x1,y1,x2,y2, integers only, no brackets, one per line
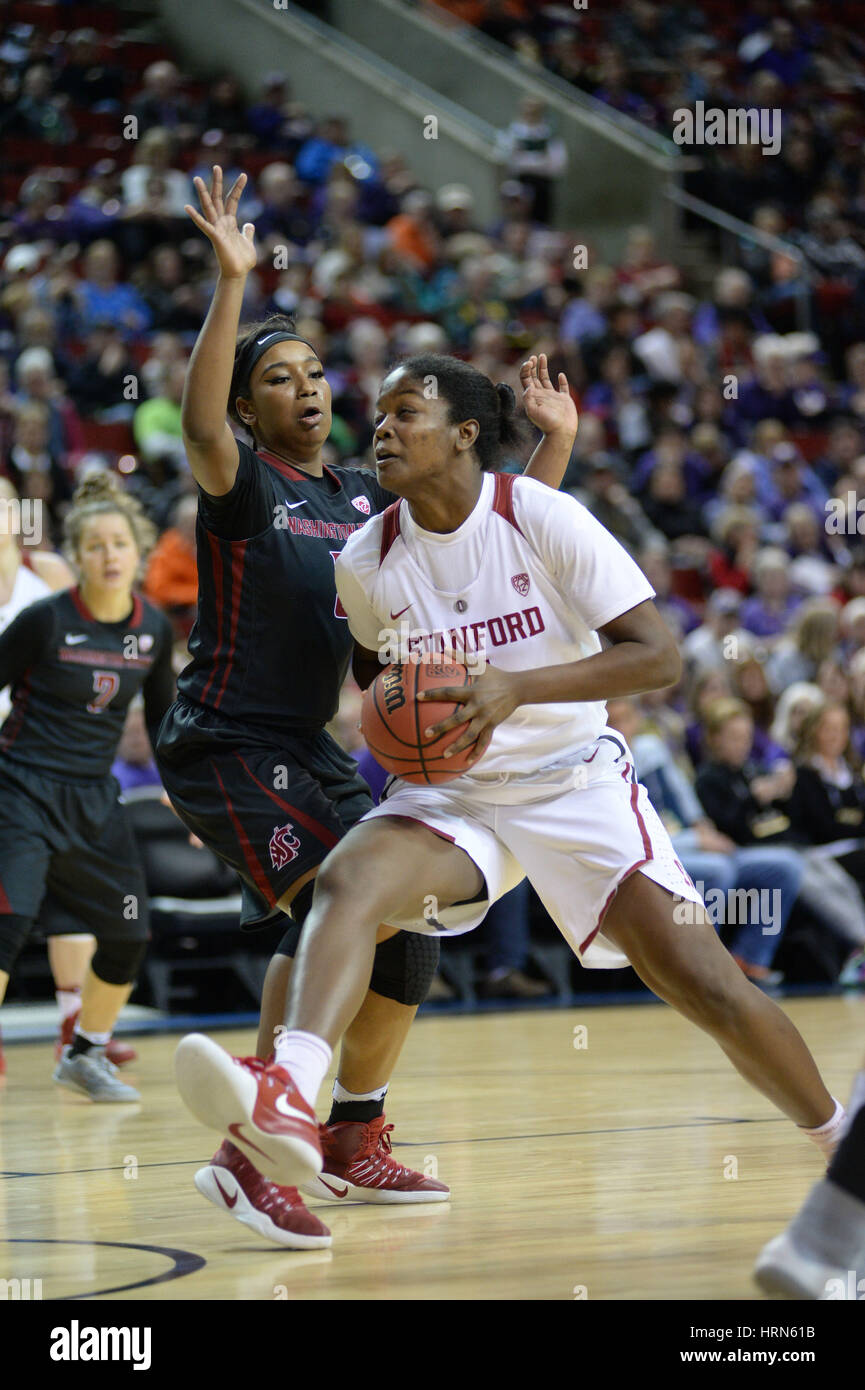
274,1029,332,1109
74,1027,111,1047
332,1079,388,1105
56,988,81,1021
800,1097,847,1160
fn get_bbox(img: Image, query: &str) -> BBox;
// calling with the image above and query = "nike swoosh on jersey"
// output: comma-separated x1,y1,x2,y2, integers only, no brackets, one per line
64,634,88,644
389,604,412,619
213,1174,238,1208
283,499,307,510
318,1177,349,1198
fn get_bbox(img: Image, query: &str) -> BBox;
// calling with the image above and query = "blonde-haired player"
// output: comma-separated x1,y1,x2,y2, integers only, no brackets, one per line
0,472,172,1099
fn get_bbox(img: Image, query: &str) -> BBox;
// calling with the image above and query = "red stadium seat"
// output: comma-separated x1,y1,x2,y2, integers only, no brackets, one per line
69,109,122,137
2,137,60,170
77,420,137,456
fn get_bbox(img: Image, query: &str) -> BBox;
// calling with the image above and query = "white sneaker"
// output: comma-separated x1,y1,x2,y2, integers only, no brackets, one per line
754,1230,860,1299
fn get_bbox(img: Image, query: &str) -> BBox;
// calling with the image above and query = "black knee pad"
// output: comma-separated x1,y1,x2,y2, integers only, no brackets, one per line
370,931,440,1006
0,915,34,974
275,880,315,957
91,936,147,986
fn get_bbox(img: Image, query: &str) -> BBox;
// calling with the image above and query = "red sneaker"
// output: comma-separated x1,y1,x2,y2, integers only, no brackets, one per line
55,1012,137,1067
174,1033,323,1188
194,1139,331,1248
304,1116,450,1204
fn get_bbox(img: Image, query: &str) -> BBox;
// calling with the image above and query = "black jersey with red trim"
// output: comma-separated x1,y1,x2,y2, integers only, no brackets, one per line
178,440,393,733
0,587,174,780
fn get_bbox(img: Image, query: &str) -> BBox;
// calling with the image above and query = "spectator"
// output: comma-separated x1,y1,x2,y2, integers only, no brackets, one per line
246,72,292,146
9,62,74,143
4,401,72,535
295,116,378,187
143,494,198,631
75,240,152,340
478,882,552,999
694,699,865,969
130,61,193,136
64,158,123,245
570,453,660,556
782,502,844,595
769,681,825,753
707,505,761,593
609,697,801,986
132,359,187,472
641,458,704,541
13,347,84,463
55,28,123,109
682,588,749,677
637,540,700,639
740,547,802,637
66,326,137,421
138,245,203,334
120,128,194,217
496,97,566,221
199,74,248,137
615,226,681,308
767,597,841,691
790,703,865,870
253,162,315,246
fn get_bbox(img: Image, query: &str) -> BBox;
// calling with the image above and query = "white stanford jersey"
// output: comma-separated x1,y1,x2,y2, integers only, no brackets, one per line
335,472,655,779
0,557,50,721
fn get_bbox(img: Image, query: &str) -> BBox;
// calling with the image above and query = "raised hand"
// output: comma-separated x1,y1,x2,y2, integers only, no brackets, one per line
184,165,257,280
520,353,578,439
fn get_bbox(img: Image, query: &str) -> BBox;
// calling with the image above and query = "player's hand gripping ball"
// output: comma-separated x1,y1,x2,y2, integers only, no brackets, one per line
361,658,478,784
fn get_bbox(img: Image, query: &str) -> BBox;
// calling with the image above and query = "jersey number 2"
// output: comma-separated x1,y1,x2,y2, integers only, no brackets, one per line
87,670,120,713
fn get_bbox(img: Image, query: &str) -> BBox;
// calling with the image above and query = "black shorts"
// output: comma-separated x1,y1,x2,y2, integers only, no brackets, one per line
0,763,149,941
156,697,374,929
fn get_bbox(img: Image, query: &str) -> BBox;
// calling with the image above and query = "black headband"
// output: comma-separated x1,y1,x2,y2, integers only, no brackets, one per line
235,330,317,394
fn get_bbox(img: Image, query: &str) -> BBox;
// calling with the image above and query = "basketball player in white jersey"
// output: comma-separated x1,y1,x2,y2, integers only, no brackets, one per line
175,355,845,1205
0,478,134,1072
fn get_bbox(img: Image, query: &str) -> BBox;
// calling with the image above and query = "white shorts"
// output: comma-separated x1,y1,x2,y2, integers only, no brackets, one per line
364,728,705,968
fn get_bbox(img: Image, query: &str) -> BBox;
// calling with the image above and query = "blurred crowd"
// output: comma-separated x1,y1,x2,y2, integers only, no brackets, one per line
2,3,865,995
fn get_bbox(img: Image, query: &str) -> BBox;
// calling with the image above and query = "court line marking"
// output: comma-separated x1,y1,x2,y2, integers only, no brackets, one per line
396,1116,784,1146
0,1115,782,1181
2,1237,205,1300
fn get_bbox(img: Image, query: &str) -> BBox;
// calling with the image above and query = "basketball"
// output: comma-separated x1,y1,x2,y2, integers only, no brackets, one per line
361,658,477,784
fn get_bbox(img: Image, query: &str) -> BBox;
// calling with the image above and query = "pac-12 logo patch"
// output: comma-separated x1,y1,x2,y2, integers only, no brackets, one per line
269,823,301,869
511,572,530,596
351,495,371,515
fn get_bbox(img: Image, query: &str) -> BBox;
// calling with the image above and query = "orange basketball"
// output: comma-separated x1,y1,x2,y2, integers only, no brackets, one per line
361,658,476,784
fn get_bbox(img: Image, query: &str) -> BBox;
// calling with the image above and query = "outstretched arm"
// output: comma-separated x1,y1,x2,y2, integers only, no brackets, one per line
181,166,257,496
519,354,578,490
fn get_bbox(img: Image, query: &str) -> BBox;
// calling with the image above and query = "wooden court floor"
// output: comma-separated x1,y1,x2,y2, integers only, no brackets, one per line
2,994,863,1301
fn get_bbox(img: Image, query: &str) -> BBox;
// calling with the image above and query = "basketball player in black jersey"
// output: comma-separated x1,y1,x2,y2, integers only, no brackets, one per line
156,166,577,1247
0,473,174,1101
